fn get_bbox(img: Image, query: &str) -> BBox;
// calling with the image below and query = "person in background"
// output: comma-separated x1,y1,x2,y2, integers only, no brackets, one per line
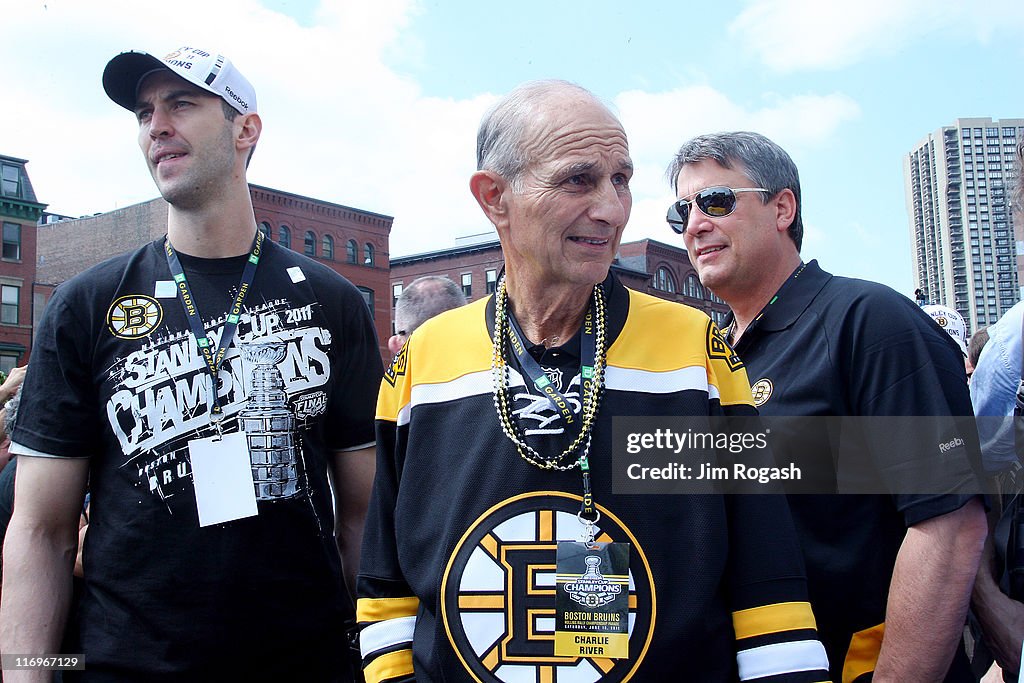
387,275,466,355
0,366,26,472
968,137,1024,682
968,327,990,382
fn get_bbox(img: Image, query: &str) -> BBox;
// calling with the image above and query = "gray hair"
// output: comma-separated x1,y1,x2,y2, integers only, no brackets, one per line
395,276,467,335
476,80,608,190
666,131,804,251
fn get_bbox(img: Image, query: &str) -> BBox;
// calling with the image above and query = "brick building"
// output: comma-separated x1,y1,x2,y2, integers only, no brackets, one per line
389,234,730,332
0,155,46,373
36,184,394,360
616,238,730,324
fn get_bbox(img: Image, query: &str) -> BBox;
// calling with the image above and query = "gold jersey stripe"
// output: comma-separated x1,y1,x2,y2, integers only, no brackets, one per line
732,601,817,639
364,648,413,683
842,622,884,683
608,290,717,371
357,596,419,623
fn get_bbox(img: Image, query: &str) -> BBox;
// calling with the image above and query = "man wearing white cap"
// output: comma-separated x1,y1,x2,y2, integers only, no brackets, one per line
923,304,971,358
0,46,381,681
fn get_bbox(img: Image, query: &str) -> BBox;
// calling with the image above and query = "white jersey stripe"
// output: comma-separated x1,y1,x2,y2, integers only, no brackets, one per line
399,364,716,426
605,365,711,396
360,616,416,659
736,639,830,680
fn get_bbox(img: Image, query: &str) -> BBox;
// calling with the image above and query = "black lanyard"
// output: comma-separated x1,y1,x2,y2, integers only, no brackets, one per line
506,302,599,520
506,304,596,425
164,231,264,427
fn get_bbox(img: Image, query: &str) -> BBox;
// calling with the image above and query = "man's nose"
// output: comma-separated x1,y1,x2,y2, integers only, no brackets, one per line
590,179,629,226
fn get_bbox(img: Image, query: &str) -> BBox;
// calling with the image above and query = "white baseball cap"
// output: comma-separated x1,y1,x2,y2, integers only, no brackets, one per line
922,304,968,356
103,46,257,115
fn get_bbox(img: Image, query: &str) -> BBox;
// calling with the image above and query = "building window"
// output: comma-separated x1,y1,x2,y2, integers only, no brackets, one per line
2,222,20,260
322,235,334,260
258,222,272,240
486,269,498,294
347,239,358,264
357,286,374,319
278,225,291,249
364,243,375,266
1,163,19,197
462,273,472,298
0,354,17,375
304,230,316,257
654,266,676,293
1,284,18,324
393,283,403,308
684,275,703,299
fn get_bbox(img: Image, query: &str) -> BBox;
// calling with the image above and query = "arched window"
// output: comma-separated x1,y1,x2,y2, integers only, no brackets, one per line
258,222,272,240
364,242,375,266
685,275,703,299
278,225,291,249
346,239,358,264
654,266,676,293
304,230,316,257
322,235,334,260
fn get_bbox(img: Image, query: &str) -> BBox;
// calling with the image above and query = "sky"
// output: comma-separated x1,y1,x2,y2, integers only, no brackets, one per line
2,0,1021,296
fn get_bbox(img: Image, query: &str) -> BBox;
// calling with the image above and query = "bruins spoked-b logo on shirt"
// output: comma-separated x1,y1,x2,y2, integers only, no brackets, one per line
750,378,773,407
107,295,163,339
441,492,655,682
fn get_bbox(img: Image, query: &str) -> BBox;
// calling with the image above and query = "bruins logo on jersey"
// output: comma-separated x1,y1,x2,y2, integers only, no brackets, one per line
750,378,773,407
706,322,743,372
441,492,655,683
107,295,162,339
384,344,408,387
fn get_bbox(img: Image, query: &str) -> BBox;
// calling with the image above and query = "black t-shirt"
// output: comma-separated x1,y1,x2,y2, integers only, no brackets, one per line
13,237,382,681
730,260,980,682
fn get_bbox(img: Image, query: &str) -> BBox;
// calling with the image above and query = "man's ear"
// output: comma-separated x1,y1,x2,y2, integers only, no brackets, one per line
237,112,262,154
774,187,797,234
387,334,405,356
470,170,509,229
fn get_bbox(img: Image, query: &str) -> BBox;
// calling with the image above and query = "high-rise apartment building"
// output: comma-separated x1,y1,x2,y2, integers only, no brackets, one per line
904,117,1023,333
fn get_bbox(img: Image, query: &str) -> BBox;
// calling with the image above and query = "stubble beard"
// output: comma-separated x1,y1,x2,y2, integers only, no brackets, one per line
152,123,237,210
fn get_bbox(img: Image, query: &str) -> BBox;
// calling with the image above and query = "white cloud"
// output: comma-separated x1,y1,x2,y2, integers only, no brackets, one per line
0,1,863,262
729,0,1022,72
0,0,500,256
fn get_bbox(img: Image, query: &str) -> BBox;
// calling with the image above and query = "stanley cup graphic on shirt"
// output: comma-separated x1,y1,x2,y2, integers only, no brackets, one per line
240,341,302,499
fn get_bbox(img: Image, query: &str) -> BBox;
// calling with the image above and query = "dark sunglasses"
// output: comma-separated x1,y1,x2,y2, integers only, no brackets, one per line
666,186,769,234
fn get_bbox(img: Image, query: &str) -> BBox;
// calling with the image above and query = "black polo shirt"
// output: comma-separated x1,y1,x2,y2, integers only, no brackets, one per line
729,260,979,682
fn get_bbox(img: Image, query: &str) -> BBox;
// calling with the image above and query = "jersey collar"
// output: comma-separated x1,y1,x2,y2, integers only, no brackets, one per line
484,271,629,349
728,260,832,342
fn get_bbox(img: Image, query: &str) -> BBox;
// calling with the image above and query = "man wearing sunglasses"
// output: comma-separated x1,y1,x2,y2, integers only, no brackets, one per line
666,131,986,682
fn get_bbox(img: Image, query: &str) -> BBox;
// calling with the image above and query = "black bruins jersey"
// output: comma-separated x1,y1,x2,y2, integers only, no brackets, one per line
358,276,832,683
